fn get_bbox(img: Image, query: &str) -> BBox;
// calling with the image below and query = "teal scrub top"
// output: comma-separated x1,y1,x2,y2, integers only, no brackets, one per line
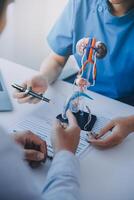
47,0,134,99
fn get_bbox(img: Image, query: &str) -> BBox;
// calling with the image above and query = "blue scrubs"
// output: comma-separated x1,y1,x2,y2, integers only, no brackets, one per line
47,0,134,100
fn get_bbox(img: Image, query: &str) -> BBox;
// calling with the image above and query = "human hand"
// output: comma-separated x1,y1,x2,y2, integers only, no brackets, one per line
89,116,134,148
13,131,47,167
52,110,81,154
13,73,48,104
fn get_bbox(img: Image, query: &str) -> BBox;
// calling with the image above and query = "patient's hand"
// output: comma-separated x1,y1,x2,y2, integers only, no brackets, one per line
13,73,48,104
13,131,47,167
52,110,81,154
89,116,134,148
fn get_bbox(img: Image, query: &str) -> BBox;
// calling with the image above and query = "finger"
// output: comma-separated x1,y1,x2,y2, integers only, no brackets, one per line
39,140,47,154
66,110,78,127
25,79,33,89
13,82,29,99
26,78,43,93
24,149,45,161
89,133,120,148
17,95,32,104
23,131,47,156
24,131,47,151
14,131,35,145
66,110,80,134
28,93,43,104
31,98,41,104
53,119,63,130
89,132,96,140
96,121,115,139
60,122,68,129
13,92,26,99
21,82,27,88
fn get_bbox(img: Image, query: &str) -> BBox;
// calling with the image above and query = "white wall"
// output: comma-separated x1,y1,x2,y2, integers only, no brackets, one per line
0,0,68,69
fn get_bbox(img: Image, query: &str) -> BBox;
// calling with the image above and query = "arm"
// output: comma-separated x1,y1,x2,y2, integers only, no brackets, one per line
43,151,80,200
13,0,74,104
0,110,80,200
13,52,68,104
15,110,80,200
42,110,81,200
0,128,43,200
40,52,68,84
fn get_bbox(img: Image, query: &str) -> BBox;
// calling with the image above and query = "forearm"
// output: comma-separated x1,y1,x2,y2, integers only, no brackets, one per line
40,53,68,84
42,151,81,200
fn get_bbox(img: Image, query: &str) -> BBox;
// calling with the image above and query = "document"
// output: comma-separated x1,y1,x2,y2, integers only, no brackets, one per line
9,102,110,158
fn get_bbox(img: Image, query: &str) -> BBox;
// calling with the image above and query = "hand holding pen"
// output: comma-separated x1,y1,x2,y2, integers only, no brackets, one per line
13,74,49,104
13,130,48,168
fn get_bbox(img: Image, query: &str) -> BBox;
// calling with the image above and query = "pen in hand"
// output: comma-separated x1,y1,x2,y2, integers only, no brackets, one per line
12,83,50,103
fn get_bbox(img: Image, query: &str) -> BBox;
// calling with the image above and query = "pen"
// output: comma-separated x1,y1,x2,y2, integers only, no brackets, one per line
12,83,50,103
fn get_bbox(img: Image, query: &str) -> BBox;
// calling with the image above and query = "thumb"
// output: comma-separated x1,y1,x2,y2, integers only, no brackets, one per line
26,79,33,89
24,149,45,161
66,110,79,128
66,110,80,136
96,120,115,139
53,119,63,131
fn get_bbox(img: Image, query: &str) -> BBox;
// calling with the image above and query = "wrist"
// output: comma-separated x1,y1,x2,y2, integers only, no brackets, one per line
38,71,47,79
54,147,76,155
54,150,75,157
39,71,54,85
37,72,49,85
126,116,134,133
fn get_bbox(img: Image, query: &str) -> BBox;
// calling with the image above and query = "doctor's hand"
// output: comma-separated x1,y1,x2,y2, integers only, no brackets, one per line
13,73,48,104
89,116,134,148
13,131,47,167
52,110,81,154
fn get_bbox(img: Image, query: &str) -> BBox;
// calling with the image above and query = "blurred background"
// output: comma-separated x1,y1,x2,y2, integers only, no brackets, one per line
0,0,69,70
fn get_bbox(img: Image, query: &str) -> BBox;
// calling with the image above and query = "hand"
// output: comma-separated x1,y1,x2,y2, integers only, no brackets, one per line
13,131,47,167
13,73,48,104
52,110,81,154
89,116,134,148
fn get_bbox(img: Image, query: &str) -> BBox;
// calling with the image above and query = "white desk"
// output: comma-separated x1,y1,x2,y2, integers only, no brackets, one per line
0,58,134,200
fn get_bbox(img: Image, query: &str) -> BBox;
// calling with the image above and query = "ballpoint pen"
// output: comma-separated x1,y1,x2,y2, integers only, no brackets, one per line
12,83,50,103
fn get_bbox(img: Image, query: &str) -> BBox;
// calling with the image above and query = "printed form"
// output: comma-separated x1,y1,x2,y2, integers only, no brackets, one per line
9,101,110,158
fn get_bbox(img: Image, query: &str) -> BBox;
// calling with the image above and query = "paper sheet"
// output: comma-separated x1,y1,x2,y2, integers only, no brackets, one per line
8,103,110,158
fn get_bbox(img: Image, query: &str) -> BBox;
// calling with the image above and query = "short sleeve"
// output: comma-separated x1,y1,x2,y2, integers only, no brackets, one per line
47,0,75,57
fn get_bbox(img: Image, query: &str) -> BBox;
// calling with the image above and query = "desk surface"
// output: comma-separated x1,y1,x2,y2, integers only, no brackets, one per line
0,58,134,200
